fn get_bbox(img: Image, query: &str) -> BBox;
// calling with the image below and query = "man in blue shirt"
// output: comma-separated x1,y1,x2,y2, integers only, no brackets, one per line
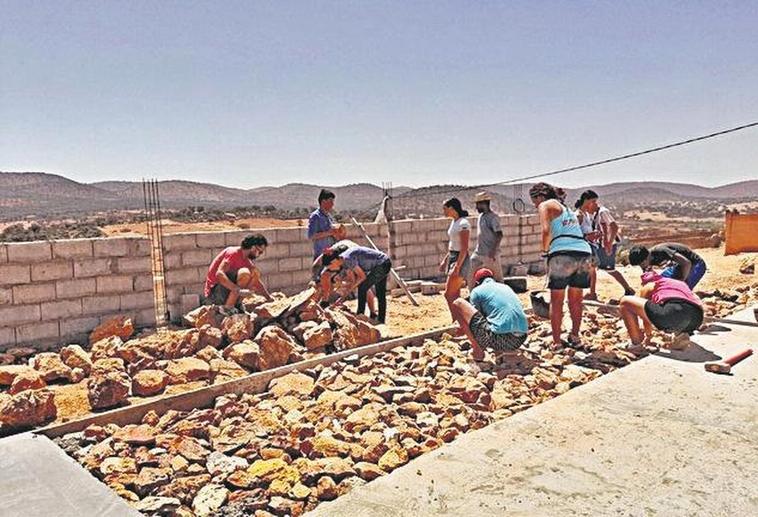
453,268,528,361
307,189,346,258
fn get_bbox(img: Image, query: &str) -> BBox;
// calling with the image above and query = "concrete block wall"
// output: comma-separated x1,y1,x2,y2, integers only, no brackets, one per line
389,214,543,280
161,223,389,322
0,237,155,350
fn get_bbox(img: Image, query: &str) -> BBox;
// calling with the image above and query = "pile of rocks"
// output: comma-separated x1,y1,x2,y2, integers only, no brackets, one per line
58,314,642,517
696,282,758,319
1,290,381,433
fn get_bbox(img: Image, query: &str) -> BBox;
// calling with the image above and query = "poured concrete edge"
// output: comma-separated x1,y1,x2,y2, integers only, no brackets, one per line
39,325,455,438
0,433,140,517
310,306,758,516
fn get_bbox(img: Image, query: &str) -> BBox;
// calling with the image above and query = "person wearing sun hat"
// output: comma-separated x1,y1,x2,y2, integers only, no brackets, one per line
452,267,528,361
469,191,504,286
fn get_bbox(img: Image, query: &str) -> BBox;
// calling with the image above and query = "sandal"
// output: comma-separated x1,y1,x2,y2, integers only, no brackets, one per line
566,334,582,348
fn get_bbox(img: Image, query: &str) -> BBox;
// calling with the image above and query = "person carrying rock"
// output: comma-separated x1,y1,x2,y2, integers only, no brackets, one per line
453,268,528,362
203,234,273,308
307,189,346,279
469,191,504,286
530,182,592,349
440,197,472,325
619,270,704,353
321,245,392,323
313,240,377,314
628,242,707,289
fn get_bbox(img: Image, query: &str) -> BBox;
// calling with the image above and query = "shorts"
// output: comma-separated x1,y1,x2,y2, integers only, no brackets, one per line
448,251,471,281
591,242,618,271
469,312,526,352
203,270,238,306
547,251,592,290
644,299,704,334
470,253,504,282
661,260,707,289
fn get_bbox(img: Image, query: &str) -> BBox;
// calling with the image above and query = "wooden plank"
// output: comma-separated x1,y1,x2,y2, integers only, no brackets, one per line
39,325,456,438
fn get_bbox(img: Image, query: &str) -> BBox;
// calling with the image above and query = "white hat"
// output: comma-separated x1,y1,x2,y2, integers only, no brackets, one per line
474,191,492,203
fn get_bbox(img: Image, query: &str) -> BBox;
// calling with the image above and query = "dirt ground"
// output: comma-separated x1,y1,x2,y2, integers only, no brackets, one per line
101,217,302,237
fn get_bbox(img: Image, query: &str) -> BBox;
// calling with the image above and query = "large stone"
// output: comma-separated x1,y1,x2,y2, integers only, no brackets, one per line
256,327,297,370
165,357,211,384
90,335,124,361
31,352,72,382
161,329,203,360
210,358,248,382
222,313,254,343
206,451,249,477
134,467,172,496
87,371,131,409
291,321,318,342
378,446,409,471
132,369,168,397
247,458,301,486
0,365,34,386
192,484,229,516
59,345,93,374
134,496,181,514
184,305,223,329
315,475,339,501
224,341,261,370
198,325,224,349
91,357,126,374
303,321,333,350
156,474,211,504
344,403,383,432
269,373,315,398
448,375,488,404
9,369,46,394
0,389,56,429
298,457,356,483
113,424,157,445
89,316,134,345
99,456,138,476
308,433,352,458
353,461,386,481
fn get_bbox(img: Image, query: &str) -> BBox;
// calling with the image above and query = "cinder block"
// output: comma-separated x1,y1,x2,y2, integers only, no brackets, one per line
0,304,41,325
12,283,56,304
224,231,250,247
179,293,200,315
0,327,15,347
59,316,100,338
399,233,418,245
116,256,152,274
278,257,303,272
6,241,52,263
93,238,130,257
291,268,312,287
0,245,7,263
182,282,205,296
133,274,154,292
255,259,278,275
0,287,12,305
127,238,152,256
526,214,540,225
41,299,83,320
55,278,97,299
264,242,290,259
165,268,199,286
52,239,93,259
391,220,413,233
74,258,113,278
81,295,120,315
135,308,157,327
0,264,31,285
181,249,213,267
275,228,302,243
163,253,182,269
267,272,293,290
288,241,313,257
96,275,134,293
120,291,154,310
15,321,59,344
195,232,226,249
163,234,197,251
31,261,73,282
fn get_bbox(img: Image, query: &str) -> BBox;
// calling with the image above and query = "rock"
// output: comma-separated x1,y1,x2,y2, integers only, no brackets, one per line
156,474,211,504
134,496,182,514
196,345,223,363
241,292,269,313
222,314,254,343
0,365,34,386
165,357,211,384
9,369,46,394
269,373,315,398
158,435,210,462
184,305,224,329
299,457,356,482
415,411,439,428
87,371,131,409
59,345,93,374
247,458,300,486
289,483,311,501
448,375,488,403
198,325,224,349
161,329,202,360
256,327,297,370
192,484,229,516
132,369,168,397
225,341,261,370
90,336,124,361
100,456,137,476
344,403,383,432
308,434,352,458
739,258,755,275
354,461,386,481
0,353,14,366
206,451,249,477
267,496,304,517
303,322,333,350
291,321,318,342
0,389,56,429
113,424,156,445
210,358,248,382
133,467,171,495
378,446,409,471
30,352,72,382
69,367,87,383
92,357,126,374
315,476,339,501
90,316,134,345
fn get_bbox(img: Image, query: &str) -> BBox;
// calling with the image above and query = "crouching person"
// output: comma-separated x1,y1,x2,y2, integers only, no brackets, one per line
453,268,528,362
322,245,392,323
203,234,273,308
619,271,704,351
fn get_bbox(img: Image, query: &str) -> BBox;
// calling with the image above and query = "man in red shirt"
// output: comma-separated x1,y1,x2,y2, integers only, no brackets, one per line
203,234,273,308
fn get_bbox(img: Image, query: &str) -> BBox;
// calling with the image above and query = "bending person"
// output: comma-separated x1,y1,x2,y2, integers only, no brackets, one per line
315,241,377,314
439,197,471,325
628,242,707,289
203,234,273,308
453,268,528,362
619,271,704,351
530,182,593,348
322,245,392,323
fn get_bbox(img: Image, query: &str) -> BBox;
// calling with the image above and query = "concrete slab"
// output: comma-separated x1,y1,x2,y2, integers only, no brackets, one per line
311,307,758,517
0,433,139,517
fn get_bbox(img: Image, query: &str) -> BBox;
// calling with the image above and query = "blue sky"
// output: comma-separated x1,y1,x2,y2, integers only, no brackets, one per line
1,1,756,188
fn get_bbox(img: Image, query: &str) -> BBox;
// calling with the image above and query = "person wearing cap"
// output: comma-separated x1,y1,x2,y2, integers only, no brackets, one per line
307,189,346,279
469,191,504,286
452,268,528,361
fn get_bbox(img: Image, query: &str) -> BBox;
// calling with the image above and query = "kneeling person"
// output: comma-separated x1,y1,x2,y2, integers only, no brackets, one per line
322,245,392,323
203,234,273,308
453,268,528,361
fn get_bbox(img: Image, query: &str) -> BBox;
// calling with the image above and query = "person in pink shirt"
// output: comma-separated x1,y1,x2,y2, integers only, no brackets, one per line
203,234,273,308
619,271,703,348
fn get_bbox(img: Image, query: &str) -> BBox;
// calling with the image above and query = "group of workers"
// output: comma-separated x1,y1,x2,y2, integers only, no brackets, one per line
200,183,709,362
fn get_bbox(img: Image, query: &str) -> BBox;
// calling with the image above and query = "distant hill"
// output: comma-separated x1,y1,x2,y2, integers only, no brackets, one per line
0,171,755,221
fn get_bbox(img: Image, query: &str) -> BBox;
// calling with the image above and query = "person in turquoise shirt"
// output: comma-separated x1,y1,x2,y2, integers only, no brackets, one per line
452,268,528,361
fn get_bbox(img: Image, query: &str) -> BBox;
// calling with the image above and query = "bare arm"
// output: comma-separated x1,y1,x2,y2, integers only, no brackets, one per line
490,231,503,259
452,229,470,274
439,251,450,272
671,252,692,280
539,202,552,253
249,267,273,301
335,266,366,304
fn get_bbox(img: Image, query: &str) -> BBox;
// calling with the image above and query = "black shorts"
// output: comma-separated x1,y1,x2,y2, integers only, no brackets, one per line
644,299,704,334
547,251,592,290
469,312,527,352
204,270,237,306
